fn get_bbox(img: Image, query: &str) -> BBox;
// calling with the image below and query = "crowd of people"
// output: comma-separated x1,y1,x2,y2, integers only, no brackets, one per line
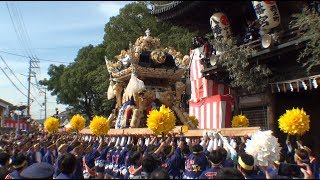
0,129,318,179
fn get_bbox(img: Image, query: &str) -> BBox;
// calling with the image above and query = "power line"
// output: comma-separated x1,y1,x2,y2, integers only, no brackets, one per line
6,2,33,59
0,66,28,98
0,55,28,91
0,50,70,64
0,55,43,107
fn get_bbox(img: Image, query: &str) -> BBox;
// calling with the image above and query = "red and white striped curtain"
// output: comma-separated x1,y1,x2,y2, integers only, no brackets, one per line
189,95,232,129
189,46,233,129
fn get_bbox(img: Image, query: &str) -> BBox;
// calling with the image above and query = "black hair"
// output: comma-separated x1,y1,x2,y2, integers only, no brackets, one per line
217,147,228,162
142,154,161,173
58,153,77,174
163,145,173,156
12,153,27,171
0,152,10,166
208,150,223,165
146,144,158,155
182,147,190,157
191,144,203,155
129,151,142,164
217,167,245,179
150,167,170,179
295,148,309,160
237,153,254,175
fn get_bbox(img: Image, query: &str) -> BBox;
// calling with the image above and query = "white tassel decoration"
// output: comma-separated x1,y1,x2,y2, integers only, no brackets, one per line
123,73,146,102
107,80,115,100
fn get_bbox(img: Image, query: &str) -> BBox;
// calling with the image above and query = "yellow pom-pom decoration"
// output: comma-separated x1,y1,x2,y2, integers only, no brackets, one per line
70,114,86,132
181,125,189,134
189,116,199,128
232,114,249,127
278,107,310,136
147,105,176,135
89,116,110,136
44,117,59,134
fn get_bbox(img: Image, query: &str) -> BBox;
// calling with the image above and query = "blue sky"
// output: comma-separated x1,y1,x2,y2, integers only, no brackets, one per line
0,1,132,120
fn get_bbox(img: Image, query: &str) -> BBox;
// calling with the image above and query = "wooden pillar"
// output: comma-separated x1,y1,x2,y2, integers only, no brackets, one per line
231,88,240,115
266,88,276,131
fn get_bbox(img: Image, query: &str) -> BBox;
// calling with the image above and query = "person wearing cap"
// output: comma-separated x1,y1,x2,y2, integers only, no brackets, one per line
199,150,223,179
55,153,77,179
183,144,209,179
20,162,54,179
42,143,55,165
5,153,28,179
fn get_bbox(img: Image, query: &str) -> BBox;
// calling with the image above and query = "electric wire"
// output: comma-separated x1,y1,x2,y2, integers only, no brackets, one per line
0,50,69,64
0,66,28,98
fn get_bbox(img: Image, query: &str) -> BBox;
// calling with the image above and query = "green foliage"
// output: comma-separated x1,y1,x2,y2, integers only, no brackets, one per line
211,38,272,93
103,2,196,60
42,2,195,119
40,44,115,118
291,9,320,73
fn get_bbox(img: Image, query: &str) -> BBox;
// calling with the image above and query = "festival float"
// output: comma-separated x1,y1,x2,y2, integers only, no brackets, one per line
79,29,259,137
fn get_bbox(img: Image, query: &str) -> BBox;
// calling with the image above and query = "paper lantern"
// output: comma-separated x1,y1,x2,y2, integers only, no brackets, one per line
209,12,232,41
252,1,281,33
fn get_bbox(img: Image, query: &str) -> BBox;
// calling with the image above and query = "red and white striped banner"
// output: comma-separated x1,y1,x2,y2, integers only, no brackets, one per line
188,46,233,129
189,95,233,129
189,47,230,102
2,119,29,130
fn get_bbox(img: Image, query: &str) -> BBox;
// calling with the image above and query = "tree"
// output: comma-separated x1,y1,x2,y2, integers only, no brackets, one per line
40,44,115,119
41,2,196,120
103,2,197,60
291,7,320,73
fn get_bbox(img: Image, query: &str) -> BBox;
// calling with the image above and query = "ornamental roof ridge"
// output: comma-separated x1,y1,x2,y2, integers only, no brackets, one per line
151,1,183,14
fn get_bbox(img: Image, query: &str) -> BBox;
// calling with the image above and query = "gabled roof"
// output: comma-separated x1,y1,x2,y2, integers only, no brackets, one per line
0,98,13,108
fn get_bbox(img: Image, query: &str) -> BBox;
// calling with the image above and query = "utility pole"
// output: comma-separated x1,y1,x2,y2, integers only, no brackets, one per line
27,59,31,117
39,85,47,121
44,88,47,120
27,57,40,117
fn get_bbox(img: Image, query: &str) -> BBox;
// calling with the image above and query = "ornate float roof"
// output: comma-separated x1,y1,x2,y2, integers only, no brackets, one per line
105,29,189,84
